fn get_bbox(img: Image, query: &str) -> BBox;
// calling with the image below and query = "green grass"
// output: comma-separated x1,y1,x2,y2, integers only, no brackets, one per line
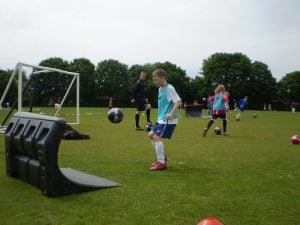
0,108,299,225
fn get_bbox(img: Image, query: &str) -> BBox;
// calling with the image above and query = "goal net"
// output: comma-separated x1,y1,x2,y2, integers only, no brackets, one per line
0,62,80,129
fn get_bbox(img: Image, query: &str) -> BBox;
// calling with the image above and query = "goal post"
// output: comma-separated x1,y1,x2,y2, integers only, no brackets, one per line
0,63,19,110
0,62,80,125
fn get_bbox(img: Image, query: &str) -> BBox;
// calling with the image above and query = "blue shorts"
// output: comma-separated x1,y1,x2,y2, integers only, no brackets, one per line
151,122,176,139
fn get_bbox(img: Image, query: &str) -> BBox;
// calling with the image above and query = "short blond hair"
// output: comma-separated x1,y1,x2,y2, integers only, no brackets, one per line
152,69,167,78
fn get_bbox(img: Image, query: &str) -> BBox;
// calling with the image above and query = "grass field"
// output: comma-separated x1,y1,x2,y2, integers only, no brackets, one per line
0,107,299,225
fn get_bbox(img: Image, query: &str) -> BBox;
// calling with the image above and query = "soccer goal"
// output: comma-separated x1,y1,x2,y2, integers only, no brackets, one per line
0,62,80,128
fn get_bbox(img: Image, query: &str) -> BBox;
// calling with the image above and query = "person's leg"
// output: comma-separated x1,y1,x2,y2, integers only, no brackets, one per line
154,138,165,164
135,100,145,129
148,123,176,170
207,119,214,130
135,111,141,128
146,108,151,124
149,132,167,170
223,119,227,133
203,119,214,137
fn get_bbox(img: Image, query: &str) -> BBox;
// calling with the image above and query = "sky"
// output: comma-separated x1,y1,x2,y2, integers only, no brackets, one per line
0,0,299,81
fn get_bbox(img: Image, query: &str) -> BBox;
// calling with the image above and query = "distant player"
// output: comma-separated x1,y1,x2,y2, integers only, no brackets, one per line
131,71,147,130
203,84,229,137
148,69,181,171
108,97,113,109
237,96,248,117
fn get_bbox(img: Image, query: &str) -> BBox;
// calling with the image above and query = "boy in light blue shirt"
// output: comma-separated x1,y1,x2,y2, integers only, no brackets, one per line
148,69,181,171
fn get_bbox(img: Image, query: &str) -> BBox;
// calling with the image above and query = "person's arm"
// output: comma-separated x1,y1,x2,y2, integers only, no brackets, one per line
166,86,181,120
222,94,229,111
166,100,181,120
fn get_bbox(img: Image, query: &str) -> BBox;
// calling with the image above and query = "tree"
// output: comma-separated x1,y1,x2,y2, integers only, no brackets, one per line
201,52,278,109
189,76,206,102
202,53,252,103
0,69,17,107
39,57,69,70
68,58,96,106
31,57,71,106
249,61,277,109
95,59,129,106
2,54,288,110
278,71,300,110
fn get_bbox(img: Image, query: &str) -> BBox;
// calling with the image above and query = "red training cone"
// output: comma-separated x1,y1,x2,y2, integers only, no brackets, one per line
197,217,224,225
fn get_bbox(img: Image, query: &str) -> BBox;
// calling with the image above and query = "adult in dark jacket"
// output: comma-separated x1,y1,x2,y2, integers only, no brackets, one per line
131,71,147,130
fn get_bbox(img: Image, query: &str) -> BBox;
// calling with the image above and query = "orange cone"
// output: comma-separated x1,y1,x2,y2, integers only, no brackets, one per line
197,217,224,225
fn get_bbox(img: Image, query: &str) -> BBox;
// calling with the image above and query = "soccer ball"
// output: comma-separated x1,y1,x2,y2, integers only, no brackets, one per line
290,135,300,144
235,115,240,121
107,108,124,123
145,122,153,131
214,127,222,135
253,114,257,118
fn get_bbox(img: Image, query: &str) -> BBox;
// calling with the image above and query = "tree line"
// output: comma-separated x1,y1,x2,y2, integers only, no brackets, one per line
0,52,299,111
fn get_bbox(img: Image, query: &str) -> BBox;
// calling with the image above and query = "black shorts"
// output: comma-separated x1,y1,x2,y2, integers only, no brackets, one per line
136,99,146,111
212,113,226,120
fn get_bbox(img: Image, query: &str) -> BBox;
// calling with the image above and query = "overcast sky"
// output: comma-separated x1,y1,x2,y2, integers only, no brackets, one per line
1,0,299,81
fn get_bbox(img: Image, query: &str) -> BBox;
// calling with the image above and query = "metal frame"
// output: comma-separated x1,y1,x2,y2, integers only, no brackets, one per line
0,62,80,125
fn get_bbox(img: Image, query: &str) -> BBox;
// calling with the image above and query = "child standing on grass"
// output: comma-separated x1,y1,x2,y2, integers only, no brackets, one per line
148,69,181,171
203,84,229,137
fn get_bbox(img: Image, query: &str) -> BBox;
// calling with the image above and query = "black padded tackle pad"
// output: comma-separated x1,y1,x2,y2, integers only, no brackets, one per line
4,112,121,197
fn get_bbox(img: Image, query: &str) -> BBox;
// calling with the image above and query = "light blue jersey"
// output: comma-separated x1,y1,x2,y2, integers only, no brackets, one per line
213,93,226,110
157,84,180,124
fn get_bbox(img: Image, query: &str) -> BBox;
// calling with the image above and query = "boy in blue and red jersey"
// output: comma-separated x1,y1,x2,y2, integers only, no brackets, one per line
203,84,229,137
